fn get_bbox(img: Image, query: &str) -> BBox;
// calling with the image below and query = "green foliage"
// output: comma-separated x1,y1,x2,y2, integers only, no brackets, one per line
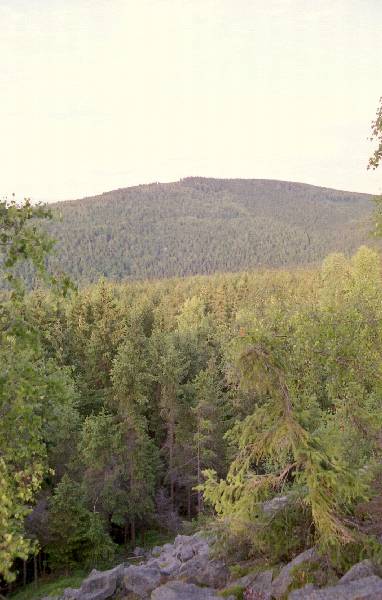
9,572,86,600
219,585,244,599
47,475,115,571
251,503,313,564
287,560,327,595
0,199,77,582
368,96,382,171
82,512,117,569
4,222,382,588
201,247,382,559
0,198,53,290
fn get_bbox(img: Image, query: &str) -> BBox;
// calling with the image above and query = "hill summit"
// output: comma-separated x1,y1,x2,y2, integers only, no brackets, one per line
47,177,374,283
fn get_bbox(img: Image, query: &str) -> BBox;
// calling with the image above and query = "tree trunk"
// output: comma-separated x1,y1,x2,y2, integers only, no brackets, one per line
33,554,38,585
197,429,202,514
169,418,175,510
187,485,191,519
131,518,136,549
23,559,27,587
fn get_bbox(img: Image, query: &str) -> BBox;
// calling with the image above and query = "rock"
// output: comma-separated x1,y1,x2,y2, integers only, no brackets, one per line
62,564,124,600
231,572,258,588
61,588,80,599
57,535,219,600
175,535,192,547
261,495,289,515
178,555,229,588
157,557,182,576
173,534,209,562
150,580,223,599
123,564,162,598
133,546,146,558
339,559,379,583
288,584,317,598
288,575,382,599
176,543,195,562
271,548,318,599
244,570,273,600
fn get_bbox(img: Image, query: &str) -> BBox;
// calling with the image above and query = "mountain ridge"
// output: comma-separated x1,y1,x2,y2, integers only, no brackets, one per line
44,177,376,283
53,176,373,205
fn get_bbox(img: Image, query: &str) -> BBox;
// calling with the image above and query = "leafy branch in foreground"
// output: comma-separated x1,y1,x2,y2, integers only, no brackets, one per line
0,198,75,582
368,96,382,171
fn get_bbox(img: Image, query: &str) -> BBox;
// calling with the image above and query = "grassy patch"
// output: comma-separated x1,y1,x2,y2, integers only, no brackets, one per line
219,585,245,599
286,560,323,596
10,572,86,600
219,585,245,600
140,529,174,550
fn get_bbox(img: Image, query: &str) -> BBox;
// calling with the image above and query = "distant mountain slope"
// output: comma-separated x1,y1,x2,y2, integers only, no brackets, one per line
47,177,375,282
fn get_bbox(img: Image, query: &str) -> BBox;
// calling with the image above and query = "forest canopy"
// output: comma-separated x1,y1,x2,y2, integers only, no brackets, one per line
2,204,382,592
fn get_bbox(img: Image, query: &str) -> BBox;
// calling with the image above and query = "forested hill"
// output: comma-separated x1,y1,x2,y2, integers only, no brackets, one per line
47,177,375,282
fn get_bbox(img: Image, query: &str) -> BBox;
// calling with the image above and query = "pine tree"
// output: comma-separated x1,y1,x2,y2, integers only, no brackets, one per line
202,248,382,556
193,359,227,513
110,333,159,546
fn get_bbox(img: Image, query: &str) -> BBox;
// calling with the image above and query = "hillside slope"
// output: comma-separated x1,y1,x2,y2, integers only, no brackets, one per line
47,177,375,282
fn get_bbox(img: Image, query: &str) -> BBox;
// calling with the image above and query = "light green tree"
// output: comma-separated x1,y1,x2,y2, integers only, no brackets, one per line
0,198,75,581
202,248,382,558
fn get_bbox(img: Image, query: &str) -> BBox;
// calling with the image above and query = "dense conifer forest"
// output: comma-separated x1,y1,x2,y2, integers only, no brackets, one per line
3,192,382,598
44,178,375,283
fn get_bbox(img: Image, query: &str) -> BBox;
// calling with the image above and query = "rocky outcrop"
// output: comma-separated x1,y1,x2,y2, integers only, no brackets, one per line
271,548,318,598
338,558,379,583
151,581,229,599
61,564,124,600
51,536,382,600
244,570,273,600
122,564,161,597
178,556,229,588
55,534,220,600
288,574,382,599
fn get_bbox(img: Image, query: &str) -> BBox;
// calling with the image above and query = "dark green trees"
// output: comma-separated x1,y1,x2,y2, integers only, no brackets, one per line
40,179,374,285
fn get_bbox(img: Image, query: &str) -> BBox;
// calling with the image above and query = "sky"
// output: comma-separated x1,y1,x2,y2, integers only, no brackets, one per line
1,0,382,202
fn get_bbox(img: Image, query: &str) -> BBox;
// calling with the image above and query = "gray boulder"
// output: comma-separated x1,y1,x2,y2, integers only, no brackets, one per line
339,559,379,583
231,572,259,588
271,548,318,599
244,570,273,600
178,555,229,588
158,557,182,576
176,543,196,562
62,564,124,600
174,534,210,562
150,581,224,599
145,554,181,576
261,496,290,515
288,575,382,599
123,564,162,598
288,584,317,598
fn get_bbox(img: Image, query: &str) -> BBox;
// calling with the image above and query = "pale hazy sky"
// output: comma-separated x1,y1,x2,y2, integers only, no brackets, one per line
1,0,382,201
